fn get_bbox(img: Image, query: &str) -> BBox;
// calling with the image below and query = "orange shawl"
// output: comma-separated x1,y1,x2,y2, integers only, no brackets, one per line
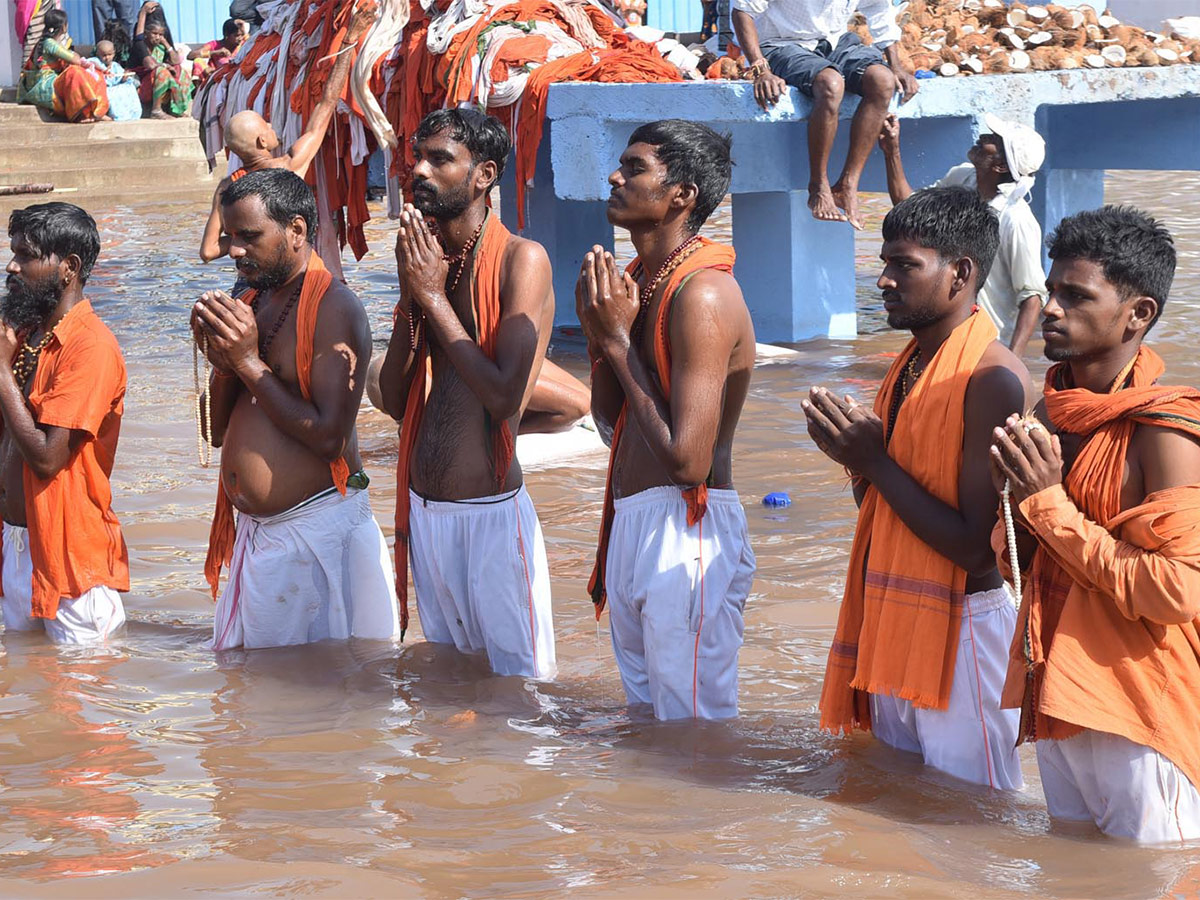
820,309,998,733
587,238,735,616
203,254,350,597
998,347,1200,788
393,212,515,638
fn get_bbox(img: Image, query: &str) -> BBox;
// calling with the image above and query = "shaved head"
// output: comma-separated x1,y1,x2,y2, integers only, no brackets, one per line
96,40,114,54
225,110,279,158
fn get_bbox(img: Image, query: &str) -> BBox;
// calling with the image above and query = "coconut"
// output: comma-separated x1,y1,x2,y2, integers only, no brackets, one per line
1009,49,1031,70
959,32,992,52
922,41,942,52
960,55,984,73
976,6,1007,27
939,45,961,64
1026,47,1056,69
1106,24,1143,45
1155,46,1180,63
1059,26,1084,48
938,61,961,76
1097,14,1120,30
1084,52,1106,67
1006,9,1028,27
998,30,1026,50
1101,44,1126,65
1085,24,1103,43
1128,45,1158,66
1027,31,1053,46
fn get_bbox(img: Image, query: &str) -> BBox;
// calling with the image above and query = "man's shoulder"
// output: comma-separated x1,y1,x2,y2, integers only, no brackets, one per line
965,341,1029,407
673,265,745,312
316,277,367,322
501,231,550,269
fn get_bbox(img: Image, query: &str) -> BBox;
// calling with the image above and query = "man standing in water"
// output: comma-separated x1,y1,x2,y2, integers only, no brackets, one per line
578,119,757,720
0,203,128,643
377,109,556,678
193,169,398,651
805,187,1027,788
197,2,378,278
991,206,1200,842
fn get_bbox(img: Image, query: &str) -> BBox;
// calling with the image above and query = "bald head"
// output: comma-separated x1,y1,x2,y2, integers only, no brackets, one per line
225,110,279,158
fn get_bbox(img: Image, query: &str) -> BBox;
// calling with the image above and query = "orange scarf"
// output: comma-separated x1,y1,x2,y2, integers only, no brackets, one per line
1003,347,1200,757
204,254,350,597
820,309,998,733
587,238,736,617
393,212,515,638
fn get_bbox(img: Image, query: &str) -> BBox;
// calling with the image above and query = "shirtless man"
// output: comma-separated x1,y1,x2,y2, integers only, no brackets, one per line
193,168,398,651
578,119,757,720
0,203,128,643
990,206,1200,842
198,1,377,276
805,187,1028,788
378,109,556,677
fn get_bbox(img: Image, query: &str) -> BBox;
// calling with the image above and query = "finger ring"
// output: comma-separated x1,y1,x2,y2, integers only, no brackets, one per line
1023,422,1044,435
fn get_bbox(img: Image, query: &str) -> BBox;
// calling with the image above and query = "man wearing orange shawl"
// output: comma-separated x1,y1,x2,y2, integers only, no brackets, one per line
806,187,1029,789
578,120,756,720
193,170,398,651
990,206,1200,843
377,110,556,678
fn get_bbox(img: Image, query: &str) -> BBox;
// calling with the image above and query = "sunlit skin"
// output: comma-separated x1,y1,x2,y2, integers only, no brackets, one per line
804,237,1029,590
191,195,370,517
578,140,755,497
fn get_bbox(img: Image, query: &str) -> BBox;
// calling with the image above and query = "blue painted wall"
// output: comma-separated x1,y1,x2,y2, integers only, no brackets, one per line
61,0,227,46
648,0,703,34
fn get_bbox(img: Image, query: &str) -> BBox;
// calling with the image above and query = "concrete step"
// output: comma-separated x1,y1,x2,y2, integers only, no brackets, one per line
0,186,215,219
1,115,201,145
0,102,49,124
2,158,220,192
0,136,205,170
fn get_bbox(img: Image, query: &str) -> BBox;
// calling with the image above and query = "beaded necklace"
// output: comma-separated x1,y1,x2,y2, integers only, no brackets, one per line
193,334,213,468
440,213,486,296
12,330,55,389
252,279,304,360
631,235,702,345
885,347,924,446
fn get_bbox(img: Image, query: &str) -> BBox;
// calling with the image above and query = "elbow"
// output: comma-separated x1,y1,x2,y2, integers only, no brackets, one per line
485,394,523,424
29,458,65,482
668,457,711,488
313,434,347,463
199,245,218,263
964,547,1002,580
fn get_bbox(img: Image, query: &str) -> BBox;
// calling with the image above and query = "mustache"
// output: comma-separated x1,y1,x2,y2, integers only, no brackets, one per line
881,291,902,304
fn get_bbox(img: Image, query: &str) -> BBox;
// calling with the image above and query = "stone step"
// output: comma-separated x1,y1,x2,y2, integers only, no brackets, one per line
0,136,206,170
0,186,215,219
1,115,202,146
0,102,48,123
2,158,220,192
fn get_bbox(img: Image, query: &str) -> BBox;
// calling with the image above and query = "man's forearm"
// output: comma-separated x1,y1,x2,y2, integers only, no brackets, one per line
731,11,766,64
378,314,419,421
589,357,625,446
0,368,60,478
1008,295,1042,357
205,371,241,447
235,359,349,461
882,145,913,204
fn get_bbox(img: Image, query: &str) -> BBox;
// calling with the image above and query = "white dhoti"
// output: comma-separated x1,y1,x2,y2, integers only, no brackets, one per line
870,586,1024,790
1037,729,1200,843
408,484,556,680
605,486,756,721
212,487,399,651
0,523,125,644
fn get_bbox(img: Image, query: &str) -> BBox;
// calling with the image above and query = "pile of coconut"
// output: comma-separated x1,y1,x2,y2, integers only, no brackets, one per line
852,1,1200,76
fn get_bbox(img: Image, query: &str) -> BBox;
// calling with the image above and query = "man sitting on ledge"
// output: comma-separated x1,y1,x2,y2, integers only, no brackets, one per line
732,0,917,229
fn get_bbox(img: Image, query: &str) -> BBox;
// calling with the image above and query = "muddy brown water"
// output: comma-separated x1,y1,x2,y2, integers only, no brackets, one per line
1,173,1198,898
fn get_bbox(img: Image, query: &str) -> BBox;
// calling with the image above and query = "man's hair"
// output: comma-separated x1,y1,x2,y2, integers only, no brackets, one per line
221,168,318,245
8,203,101,285
222,18,241,37
43,9,68,38
628,119,732,233
1047,205,1175,325
882,187,1000,289
414,109,510,186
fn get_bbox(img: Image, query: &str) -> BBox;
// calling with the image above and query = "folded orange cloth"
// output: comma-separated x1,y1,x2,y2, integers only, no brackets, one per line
204,254,350,598
997,346,1200,790
820,308,998,733
587,238,735,616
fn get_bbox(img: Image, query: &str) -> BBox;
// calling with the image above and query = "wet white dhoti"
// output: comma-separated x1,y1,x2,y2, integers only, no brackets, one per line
1,523,125,644
605,486,756,721
408,484,556,679
1037,729,1200,843
870,586,1024,790
212,487,399,651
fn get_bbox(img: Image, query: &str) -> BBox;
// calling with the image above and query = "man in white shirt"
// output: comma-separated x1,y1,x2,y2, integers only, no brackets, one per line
880,113,1047,356
731,0,917,231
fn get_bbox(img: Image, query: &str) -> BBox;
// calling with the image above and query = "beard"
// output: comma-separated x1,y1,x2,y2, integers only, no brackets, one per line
236,246,294,290
885,302,942,332
412,177,472,221
1043,343,1078,362
2,274,61,332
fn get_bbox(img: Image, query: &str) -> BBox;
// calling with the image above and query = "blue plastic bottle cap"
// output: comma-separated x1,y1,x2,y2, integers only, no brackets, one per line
762,491,791,508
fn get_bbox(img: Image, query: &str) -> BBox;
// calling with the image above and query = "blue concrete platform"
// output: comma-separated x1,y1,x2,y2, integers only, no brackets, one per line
499,67,1200,341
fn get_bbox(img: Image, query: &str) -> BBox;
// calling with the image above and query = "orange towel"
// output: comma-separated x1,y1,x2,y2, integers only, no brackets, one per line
204,253,350,598
819,308,999,733
393,212,514,637
587,238,735,616
997,346,1200,790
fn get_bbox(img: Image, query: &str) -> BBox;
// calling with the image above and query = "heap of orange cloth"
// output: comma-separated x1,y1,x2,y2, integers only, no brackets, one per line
994,346,1200,792
820,309,999,733
588,238,735,615
205,254,351,598
392,211,514,638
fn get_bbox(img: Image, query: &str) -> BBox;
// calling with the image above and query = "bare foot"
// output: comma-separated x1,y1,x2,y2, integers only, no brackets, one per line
149,108,171,120
831,181,864,231
808,183,848,224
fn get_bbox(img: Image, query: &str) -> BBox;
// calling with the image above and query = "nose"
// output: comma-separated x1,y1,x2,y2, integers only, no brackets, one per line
1043,290,1064,318
412,159,432,180
608,168,623,188
228,241,246,260
876,269,896,291
4,258,16,275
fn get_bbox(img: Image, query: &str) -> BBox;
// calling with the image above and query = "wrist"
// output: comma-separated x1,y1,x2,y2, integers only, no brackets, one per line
232,354,268,382
748,58,769,79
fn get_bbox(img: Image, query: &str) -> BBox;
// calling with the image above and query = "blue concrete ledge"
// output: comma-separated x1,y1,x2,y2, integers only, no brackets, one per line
500,67,1200,341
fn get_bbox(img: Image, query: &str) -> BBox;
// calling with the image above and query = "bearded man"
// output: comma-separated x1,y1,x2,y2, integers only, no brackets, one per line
193,168,398,651
378,109,557,678
0,202,128,643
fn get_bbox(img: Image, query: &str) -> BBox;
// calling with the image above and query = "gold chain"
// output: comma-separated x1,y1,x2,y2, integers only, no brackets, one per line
193,333,213,468
12,330,55,388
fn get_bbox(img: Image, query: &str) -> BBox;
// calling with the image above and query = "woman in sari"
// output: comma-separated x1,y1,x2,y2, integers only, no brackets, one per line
17,9,110,123
132,1,192,119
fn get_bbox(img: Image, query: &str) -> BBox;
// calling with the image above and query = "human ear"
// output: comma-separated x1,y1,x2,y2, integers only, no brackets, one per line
475,160,498,193
672,181,699,212
290,216,307,250
951,256,974,295
1128,294,1158,333
60,253,82,287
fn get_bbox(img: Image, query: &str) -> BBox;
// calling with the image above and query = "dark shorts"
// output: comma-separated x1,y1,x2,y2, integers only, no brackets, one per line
761,32,885,97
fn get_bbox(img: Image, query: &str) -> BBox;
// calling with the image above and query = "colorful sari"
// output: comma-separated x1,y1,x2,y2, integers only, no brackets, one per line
136,42,193,116
53,64,109,122
17,34,71,109
90,58,142,121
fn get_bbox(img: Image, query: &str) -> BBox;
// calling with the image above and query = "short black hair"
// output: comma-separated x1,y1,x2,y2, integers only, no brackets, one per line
43,9,68,37
628,119,732,233
221,168,318,245
882,186,1000,289
8,202,101,285
1048,205,1175,325
223,18,241,37
414,109,510,186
